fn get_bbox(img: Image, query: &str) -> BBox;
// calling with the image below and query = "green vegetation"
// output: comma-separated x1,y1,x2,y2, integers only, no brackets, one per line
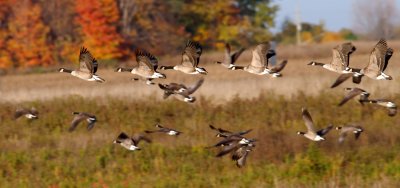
1,92,400,187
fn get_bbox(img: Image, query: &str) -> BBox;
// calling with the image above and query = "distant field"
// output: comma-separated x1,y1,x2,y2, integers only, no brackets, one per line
0,41,400,187
1,40,400,103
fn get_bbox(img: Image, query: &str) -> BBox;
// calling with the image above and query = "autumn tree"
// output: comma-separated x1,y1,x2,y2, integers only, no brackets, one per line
0,0,13,68
76,0,124,60
6,0,53,68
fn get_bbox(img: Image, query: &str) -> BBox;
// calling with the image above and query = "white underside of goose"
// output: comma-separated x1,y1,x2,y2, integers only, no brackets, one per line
313,135,325,141
168,131,178,135
129,145,140,151
376,72,391,80
25,114,37,119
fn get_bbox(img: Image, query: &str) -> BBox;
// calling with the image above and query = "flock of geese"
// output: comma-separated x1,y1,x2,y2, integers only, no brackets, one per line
13,39,396,168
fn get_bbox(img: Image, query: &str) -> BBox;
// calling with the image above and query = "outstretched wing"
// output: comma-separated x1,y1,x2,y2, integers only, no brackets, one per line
268,60,288,73
181,40,202,67
79,47,96,74
231,48,245,64
136,50,157,71
382,48,393,72
69,114,86,132
331,42,356,67
330,73,353,88
250,42,271,68
316,125,333,136
338,88,365,106
301,108,316,133
366,39,387,73
132,134,152,145
186,79,204,95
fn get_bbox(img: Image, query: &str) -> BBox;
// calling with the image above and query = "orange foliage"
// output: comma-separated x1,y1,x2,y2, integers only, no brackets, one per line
6,0,53,68
75,0,124,60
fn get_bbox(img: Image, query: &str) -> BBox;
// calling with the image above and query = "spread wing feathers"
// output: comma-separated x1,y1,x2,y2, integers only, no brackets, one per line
79,47,96,74
301,108,316,133
15,108,38,119
382,48,393,72
185,79,204,95
136,50,157,71
181,40,202,67
69,115,87,132
237,129,252,136
331,42,356,67
225,43,231,58
268,60,288,72
250,42,271,68
330,73,352,88
132,134,152,145
316,125,333,136
366,39,388,72
231,48,245,64
338,88,367,106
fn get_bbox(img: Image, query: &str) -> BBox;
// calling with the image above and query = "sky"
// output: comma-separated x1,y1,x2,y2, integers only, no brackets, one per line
272,0,400,33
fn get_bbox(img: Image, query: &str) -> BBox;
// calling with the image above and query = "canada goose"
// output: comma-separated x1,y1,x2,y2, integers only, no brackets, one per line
335,125,363,143
363,99,397,116
113,132,152,151
215,43,245,69
232,42,278,76
145,124,182,136
330,40,393,88
308,42,356,74
58,47,105,82
208,124,252,138
160,40,207,74
116,50,166,85
15,107,38,120
69,112,97,132
158,79,204,103
297,108,333,141
231,145,254,168
338,87,370,106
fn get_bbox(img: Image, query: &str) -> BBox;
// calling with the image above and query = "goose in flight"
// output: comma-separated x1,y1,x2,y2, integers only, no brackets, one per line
116,50,166,85
362,99,397,116
215,43,245,69
330,39,393,88
308,42,356,74
69,112,97,132
113,132,152,151
59,47,105,83
297,108,333,141
233,42,285,77
158,78,204,103
145,124,182,136
15,107,39,120
160,40,207,74
338,87,370,106
335,125,363,143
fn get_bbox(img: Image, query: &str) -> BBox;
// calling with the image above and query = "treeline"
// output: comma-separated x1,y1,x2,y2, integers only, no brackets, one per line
0,0,277,68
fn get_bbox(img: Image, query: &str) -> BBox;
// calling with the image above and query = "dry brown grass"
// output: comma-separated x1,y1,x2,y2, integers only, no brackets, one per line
1,40,400,103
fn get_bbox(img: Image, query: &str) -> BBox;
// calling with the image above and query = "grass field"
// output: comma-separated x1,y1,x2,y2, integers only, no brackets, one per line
1,41,400,187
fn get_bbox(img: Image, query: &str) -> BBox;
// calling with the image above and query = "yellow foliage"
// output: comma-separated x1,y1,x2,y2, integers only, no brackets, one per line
301,31,314,43
321,32,343,43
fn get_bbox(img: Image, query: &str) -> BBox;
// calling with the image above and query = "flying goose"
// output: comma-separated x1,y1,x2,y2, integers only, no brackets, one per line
59,47,105,82
69,112,97,132
308,42,356,74
160,40,207,74
145,124,182,136
158,78,204,103
215,141,255,168
232,42,280,76
208,125,252,138
335,125,363,143
338,87,370,106
330,40,393,88
215,43,245,69
116,50,166,85
363,99,397,116
231,145,254,168
297,108,333,141
265,60,288,77
113,132,152,151
15,107,38,120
